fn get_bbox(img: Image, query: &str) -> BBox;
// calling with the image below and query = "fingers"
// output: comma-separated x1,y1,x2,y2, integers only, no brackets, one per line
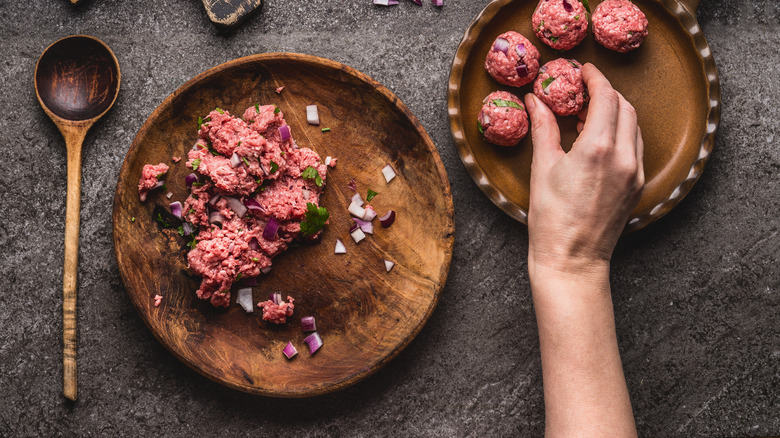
635,125,645,186
577,63,619,151
525,93,563,169
615,92,638,160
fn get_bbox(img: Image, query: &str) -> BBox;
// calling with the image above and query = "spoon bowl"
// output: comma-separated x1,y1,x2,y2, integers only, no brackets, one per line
35,35,120,401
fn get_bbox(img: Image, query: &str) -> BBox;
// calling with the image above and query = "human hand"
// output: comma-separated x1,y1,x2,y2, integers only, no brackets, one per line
524,63,644,274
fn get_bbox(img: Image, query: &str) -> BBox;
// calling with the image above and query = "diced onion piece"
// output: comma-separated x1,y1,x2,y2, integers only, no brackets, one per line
348,179,358,192
480,111,491,127
348,200,366,218
515,43,526,57
182,222,193,236
224,196,247,218
209,212,225,226
283,342,298,359
248,237,260,251
260,266,272,274
301,316,316,332
324,156,332,166
515,64,528,77
230,152,241,168
562,0,573,12
334,239,347,254
306,104,320,125
363,205,377,221
209,194,221,207
169,201,183,219
493,37,509,55
379,210,396,228
350,227,366,243
353,218,374,234
185,173,198,188
237,288,254,313
270,293,282,306
412,0,422,4
304,332,323,354
243,197,264,212
351,193,364,207
384,260,395,272
432,0,442,6
382,164,396,183
166,192,173,199
373,0,399,4
302,189,311,200
278,125,291,142
263,217,280,241
152,180,165,190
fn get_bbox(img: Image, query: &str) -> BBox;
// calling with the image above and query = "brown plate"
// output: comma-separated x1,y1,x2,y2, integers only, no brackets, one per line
448,0,720,231
112,53,454,397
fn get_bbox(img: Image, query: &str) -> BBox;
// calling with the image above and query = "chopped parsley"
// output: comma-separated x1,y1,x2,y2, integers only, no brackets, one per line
550,36,559,43
492,99,524,110
574,14,580,20
188,208,195,215
192,182,205,187
236,273,243,281
155,213,170,228
302,166,323,187
567,60,580,68
580,0,590,13
252,257,259,262
177,226,184,237
187,235,198,249
367,189,378,202
192,158,201,171
215,107,224,114
131,217,135,222
254,103,260,112
542,76,556,90
197,116,210,129
270,161,279,173
242,156,250,167
321,128,331,132
274,106,281,114
300,202,329,236
477,120,485,135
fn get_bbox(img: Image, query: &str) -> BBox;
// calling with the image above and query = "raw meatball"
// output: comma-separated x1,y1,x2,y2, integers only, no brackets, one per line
484,31,541,87
532,0,588,51
592,0,649,53
478,91,529,147
533,58,587,116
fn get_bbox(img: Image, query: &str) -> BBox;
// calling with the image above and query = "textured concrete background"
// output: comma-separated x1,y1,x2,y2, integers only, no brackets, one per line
1,0,779,436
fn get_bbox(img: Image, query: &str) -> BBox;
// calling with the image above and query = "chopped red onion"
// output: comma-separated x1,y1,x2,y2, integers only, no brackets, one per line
351,193,364,207
348,200,366,218
480,111,491,127
363,205,377,221
261,266,272,274
209,212,225,226
515,64,528,77
350,227,366,243
248,237,260,251
279,125,291,142
243,197,264,213
302,189,311,200
493,38,509,55
432,0,442,6
334,239,346,254
228,242,235,253
348,179,358,192
379,210,396,228
324,156,332,166
382,164,396,183
169,201,183,219
301,316,316,332
374,0,399,4
353,218,374,234
283,341,298,359
562,0,573,12
209,194,221,207
182,222,193,236
230,152,241,168
306,104,320,125
224,196,247,218
166,192,173,199
411,0,422,4
271,293,282,306
515,43,526,57
185,173,198,188
242,276,260,286
237,288,254,313
304,332,323,354
543,79,553,95
263,217,280,241
384,260,395,272
152,180,165,190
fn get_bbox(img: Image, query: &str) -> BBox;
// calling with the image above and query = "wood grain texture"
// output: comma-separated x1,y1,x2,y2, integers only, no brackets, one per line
448,0,720,232
34,35,121,401
112,53,454,397
201,0,262,28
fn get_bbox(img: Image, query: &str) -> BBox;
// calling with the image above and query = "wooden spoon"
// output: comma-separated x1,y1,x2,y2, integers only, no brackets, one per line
34,35,120,401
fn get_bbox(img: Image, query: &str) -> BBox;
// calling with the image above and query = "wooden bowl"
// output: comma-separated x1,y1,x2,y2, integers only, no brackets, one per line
112,53,454,397
448,0,720,231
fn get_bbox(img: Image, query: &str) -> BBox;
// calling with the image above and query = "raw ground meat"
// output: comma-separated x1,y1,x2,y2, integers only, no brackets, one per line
592,0,649,53
478,91,529,147
257,296,295,324
533,58,587,116
532,0,589,51
138,163,169,202
484,31,541,87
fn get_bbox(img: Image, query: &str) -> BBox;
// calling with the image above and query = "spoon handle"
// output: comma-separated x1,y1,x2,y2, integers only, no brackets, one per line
62,129,86,401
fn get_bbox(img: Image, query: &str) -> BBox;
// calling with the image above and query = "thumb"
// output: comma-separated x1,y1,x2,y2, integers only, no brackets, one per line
524,94,563,170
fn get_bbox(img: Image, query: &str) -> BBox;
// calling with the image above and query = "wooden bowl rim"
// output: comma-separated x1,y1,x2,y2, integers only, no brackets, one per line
112,52,455,397
447,0,721,232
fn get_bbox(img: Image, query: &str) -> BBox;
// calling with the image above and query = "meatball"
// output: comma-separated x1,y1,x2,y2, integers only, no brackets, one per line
533,58,587,116
532,0,589,51
592,0,649,53
484,31,542,87
478,91,529,147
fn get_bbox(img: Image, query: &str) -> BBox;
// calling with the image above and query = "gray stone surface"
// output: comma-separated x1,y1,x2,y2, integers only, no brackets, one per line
1,0,779,436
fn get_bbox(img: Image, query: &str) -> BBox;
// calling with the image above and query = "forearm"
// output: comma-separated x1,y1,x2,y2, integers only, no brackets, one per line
529,260,636,438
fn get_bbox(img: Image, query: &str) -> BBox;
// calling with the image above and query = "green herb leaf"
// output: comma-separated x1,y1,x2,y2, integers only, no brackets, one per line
567,60,580,69
252,257,259,262
192,158,201,171
254,103,260,112
131,217,135,222
477,120,484,135
270,161,279,173
492,99,524,109
274,106,281,114
300,202,329,236
321,128,331,132
574,14,580,20
542,76,556,90
302,166,323,187
187,235,197,249
192,182,205,187
177,226,184,237
155,213,170,228
197,116,204,129
242,156,250,167
236,273,243,281
580,0,590,13
188,208,195,215
367,189,378,202
215,107,224,114
550,36,559,43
